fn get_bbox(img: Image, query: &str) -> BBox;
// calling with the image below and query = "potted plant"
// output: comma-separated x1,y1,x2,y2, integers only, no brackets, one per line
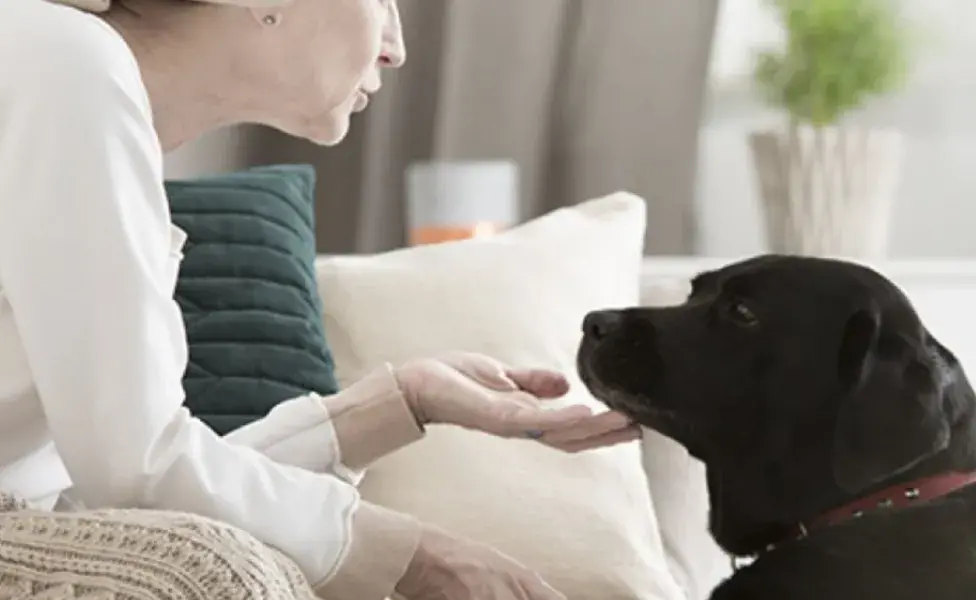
749,0,911,259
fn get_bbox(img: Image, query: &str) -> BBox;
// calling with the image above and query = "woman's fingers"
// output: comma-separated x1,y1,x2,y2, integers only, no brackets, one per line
547,423,643,453
539,410,635,445
426,352,627,445
436,352,570,398
437,353,520,391
506,368,570,398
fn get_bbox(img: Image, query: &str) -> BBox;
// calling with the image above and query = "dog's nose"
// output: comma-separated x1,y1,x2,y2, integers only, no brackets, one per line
583,310,622,340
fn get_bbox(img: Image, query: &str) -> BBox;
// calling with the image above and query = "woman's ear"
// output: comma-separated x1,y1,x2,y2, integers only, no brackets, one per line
832,307,950,493
250,8,283,27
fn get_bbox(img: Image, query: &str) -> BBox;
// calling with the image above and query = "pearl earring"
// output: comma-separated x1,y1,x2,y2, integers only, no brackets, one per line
262,13,280,26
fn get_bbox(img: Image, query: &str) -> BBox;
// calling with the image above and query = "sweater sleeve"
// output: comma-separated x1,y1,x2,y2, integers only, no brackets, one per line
0,17,418,598
223,364,426,486
220,367,426,596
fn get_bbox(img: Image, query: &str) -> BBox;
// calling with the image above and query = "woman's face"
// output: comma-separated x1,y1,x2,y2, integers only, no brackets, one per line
261,0,405,145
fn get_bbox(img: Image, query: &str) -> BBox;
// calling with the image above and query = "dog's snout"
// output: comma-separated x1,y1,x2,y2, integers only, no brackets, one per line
583,310,623,340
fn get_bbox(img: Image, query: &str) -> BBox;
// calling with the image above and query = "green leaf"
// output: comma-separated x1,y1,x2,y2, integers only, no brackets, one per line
752,0,911,125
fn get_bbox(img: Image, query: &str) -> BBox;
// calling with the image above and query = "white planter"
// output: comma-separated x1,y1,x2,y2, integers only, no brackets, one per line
749,125,906,259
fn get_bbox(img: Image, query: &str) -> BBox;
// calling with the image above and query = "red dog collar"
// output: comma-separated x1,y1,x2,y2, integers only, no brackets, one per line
812,471,976,528
757,470,976,559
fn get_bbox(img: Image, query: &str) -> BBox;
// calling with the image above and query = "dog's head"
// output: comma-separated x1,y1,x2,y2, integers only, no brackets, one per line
577,254,976,555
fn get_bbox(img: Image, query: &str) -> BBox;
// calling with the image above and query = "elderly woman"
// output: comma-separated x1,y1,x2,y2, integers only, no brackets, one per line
0,0,642,599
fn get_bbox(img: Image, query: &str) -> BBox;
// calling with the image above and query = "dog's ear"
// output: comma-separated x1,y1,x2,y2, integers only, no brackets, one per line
833,306,951,493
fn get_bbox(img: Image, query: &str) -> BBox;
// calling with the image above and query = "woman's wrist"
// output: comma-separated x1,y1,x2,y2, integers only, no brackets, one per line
326,364,426,469
394,524,438,597
317,502,422,600
392,359,433,425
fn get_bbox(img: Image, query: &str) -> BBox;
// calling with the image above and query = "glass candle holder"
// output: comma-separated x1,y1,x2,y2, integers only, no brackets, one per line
405,161,519,246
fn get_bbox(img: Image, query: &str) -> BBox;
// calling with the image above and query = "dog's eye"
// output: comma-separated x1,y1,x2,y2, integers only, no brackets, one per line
726,300,759,328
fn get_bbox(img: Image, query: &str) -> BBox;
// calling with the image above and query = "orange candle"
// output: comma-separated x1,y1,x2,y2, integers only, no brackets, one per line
408,222,504,246
405,161,518,248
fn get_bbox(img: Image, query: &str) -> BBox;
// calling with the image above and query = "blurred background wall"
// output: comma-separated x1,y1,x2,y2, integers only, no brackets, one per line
166,0,976,258
166,0,718,255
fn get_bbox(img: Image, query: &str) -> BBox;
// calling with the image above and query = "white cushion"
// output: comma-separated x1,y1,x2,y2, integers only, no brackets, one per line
638,278,731,600
316,193,687,600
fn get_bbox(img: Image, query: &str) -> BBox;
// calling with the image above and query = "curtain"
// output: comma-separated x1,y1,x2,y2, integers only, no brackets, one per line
243,0,719,255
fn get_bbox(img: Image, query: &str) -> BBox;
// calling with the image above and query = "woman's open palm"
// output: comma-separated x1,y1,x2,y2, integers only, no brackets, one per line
396,352,641,452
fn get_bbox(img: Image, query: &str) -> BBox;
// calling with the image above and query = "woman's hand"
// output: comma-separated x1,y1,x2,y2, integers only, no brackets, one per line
395,524,566,600
394,352,641,452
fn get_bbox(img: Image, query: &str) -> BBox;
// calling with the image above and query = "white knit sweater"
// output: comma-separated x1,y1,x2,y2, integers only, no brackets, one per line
0,492,318,600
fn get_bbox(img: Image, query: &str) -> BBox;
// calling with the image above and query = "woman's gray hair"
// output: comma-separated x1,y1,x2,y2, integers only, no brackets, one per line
50,0,290,12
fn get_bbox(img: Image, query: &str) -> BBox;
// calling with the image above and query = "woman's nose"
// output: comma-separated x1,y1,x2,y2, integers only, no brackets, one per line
380,2,406,68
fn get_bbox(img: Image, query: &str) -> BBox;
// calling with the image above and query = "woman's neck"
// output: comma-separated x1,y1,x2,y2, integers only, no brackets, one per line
99,5,249,151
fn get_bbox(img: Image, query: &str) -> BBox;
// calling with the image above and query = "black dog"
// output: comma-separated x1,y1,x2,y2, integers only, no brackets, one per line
577,254,976,600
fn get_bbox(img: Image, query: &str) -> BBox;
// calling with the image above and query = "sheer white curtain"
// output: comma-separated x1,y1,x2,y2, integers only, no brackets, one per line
696,0,976,258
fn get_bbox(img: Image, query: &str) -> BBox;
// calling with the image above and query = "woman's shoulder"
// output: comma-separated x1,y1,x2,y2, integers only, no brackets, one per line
0,0,145,104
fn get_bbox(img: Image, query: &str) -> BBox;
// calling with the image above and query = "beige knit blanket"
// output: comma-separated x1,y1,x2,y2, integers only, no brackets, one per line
0,493,319,600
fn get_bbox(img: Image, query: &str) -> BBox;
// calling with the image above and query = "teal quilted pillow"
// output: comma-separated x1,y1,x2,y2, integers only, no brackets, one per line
165,164,339,435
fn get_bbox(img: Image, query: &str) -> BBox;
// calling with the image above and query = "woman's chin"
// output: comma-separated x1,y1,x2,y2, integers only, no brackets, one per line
306,116,352,147
275,111,352,147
